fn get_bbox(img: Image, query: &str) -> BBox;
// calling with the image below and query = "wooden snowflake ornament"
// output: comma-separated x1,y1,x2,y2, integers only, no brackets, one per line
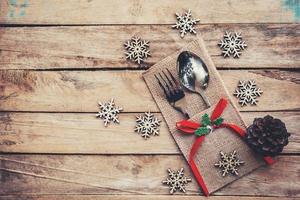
218,31,247,58
172,9,200,38
162,168,192,194
233,80,263,106
124,36,150,64
215,150,245,177
135,112,160,139
96,98,123,127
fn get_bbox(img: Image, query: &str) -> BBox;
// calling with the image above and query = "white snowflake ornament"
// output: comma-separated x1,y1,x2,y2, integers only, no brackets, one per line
215,150,245,177
218,32,247,58
233,80,263,106
172,9,200,38
124,36,150,64
162,168,192,194
96,98,123,127
135,112,160,139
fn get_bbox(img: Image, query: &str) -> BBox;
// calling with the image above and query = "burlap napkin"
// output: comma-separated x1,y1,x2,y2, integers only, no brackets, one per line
142,37,264,194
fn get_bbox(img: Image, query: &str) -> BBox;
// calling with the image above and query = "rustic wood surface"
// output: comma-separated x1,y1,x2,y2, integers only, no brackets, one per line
0,24,299,69
0,155,299,196
0,70,299,112
0,0,298,24
0,196,298,200
0,0,299,199
0,112,299,154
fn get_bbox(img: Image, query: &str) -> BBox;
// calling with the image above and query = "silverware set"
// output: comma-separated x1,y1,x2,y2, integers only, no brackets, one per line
155,69,190,119
155,51,211,119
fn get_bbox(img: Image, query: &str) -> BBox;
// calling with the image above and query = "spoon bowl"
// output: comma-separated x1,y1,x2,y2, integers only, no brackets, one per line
177,51,211,107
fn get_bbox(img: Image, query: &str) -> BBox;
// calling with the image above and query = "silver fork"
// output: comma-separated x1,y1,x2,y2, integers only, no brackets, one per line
155,69,189,119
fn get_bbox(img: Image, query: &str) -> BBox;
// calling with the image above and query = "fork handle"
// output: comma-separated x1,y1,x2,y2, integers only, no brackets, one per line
194,90,211,107
173,106,190,119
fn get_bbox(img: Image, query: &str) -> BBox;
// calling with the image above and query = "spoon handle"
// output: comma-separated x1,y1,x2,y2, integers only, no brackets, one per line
195,90,211,107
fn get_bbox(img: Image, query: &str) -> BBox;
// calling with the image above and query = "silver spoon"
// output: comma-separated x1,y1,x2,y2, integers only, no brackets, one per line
177,51,211,107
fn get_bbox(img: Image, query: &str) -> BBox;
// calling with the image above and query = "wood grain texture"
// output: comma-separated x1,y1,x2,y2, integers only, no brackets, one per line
0,0,298,24
0,24,299,69
0,112,298,154
0,195,298,200
0,155,299,197
0,0,298,199
0,70,299,112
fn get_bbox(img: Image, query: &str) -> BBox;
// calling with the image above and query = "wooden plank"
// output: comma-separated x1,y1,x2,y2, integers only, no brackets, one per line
0,24,299,69
0,112,298,154
0,70,299,112
0,195,297,200
0,155,299,197
0,0,298,24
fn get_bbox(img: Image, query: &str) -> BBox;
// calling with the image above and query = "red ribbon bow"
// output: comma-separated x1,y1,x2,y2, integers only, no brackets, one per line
176,98,274,196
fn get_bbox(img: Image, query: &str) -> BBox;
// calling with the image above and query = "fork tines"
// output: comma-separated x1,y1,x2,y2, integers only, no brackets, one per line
154,69,184,102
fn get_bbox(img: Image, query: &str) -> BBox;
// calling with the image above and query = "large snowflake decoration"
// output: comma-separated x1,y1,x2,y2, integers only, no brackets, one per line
96,98,123,127
124,36,150,64
135,112,160,139
172,9,200,38
215,150,245,177
233,80,263,106
218,32,247,58
162,168,192,194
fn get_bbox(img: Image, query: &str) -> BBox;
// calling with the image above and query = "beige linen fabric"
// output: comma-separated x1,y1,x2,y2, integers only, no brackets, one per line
143,37,264,194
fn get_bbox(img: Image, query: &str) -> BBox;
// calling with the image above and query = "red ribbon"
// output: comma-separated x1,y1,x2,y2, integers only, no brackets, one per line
176,98,275,196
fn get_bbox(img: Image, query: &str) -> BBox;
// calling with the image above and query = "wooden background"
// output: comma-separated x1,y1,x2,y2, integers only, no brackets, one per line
0,0,299,199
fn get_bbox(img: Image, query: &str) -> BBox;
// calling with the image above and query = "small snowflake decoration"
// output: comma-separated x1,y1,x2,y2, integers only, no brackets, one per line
215,150,245,177
218,32,247,58
124,36,150,64
233,80,263,106
96,98,123,127
135,112,160,139
162,168,192,194
172,9,200,38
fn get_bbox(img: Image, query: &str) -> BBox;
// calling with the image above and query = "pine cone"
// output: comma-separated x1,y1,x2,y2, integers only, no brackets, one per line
245,115,290,157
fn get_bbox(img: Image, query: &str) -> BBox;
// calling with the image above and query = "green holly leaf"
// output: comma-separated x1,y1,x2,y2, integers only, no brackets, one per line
213,117,224,126
201,113,211,127
195,127,209,136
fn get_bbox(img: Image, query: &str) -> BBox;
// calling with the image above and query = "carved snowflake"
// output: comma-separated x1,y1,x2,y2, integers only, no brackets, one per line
96,98,123,127
172,9,200,38
218,32,247,58
162,168,192,194
135,112,160,139
124,36,150,64
215,150,245,177
233,80,263,106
